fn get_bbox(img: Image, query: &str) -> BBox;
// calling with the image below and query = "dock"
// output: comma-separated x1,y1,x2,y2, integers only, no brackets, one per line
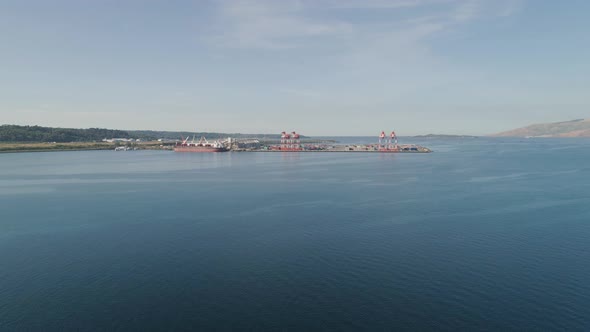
153,130,433,153
228,130,431,153
232,145,431,153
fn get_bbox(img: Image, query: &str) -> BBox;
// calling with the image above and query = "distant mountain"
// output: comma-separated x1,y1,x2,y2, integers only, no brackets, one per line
493,119,590,137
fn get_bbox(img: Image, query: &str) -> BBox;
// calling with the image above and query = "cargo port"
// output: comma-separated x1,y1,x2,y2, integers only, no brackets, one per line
174,136,229,152
170,131,431,153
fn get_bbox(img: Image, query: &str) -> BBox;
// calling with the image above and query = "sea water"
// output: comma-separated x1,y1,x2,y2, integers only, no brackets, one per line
1,138,589,330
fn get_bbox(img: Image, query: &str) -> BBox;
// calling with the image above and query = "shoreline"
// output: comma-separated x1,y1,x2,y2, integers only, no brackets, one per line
0,141,432,154
0,142,167,154
0,147,137,154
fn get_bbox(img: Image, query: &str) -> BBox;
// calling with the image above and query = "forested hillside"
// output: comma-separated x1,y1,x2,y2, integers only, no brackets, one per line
0,125,283,142
0,125,130,142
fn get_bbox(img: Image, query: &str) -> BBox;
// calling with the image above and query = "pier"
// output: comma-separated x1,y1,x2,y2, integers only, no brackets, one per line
233,146,432,153
228,130,431,153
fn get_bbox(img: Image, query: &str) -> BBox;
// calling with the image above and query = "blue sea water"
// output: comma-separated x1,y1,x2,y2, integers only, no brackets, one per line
1,137,589,331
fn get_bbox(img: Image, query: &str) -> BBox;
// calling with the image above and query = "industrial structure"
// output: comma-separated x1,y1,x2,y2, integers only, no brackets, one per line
378,131,399,151
164,129,430,153
174,136,229,152
274,131,302,151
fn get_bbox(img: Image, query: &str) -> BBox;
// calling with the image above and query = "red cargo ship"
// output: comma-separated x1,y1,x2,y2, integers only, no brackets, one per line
174,136,229,152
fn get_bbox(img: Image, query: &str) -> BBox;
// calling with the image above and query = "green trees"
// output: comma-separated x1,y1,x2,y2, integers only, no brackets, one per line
0,125,130,142
0,124,288,142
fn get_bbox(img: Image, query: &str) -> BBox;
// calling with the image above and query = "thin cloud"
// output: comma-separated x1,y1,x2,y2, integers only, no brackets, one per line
277,88,322,98
322,0,454,9
208,0,523,49
451,0,484,22
212,0,353,49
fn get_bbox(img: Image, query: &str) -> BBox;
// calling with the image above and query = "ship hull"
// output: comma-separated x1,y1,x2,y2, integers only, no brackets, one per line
174,147,228,152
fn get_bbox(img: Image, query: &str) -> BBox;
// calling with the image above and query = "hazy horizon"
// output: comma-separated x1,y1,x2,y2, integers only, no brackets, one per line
1,0,589,136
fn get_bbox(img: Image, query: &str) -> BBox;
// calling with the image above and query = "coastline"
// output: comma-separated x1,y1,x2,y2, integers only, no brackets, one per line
0,142,167,154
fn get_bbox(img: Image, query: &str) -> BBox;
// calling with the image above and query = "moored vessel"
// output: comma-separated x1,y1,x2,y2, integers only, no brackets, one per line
174,136,228,152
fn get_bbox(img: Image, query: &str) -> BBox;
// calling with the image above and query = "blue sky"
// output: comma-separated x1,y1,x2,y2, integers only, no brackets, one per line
1,0,588,135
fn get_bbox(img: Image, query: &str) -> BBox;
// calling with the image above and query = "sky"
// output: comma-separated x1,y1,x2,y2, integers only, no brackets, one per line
1,0,589,136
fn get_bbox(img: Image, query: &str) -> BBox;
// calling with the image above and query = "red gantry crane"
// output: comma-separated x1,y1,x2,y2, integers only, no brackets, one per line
378,130,399,151
278,131,302,151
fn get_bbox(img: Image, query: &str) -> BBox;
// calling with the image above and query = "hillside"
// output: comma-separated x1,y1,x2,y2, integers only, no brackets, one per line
127,130,282,141
0,125,283,142
0,125,130,142
493,119,590,137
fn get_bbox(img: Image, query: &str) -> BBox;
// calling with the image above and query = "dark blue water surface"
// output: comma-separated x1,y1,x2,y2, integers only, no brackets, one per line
1,138,589,331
